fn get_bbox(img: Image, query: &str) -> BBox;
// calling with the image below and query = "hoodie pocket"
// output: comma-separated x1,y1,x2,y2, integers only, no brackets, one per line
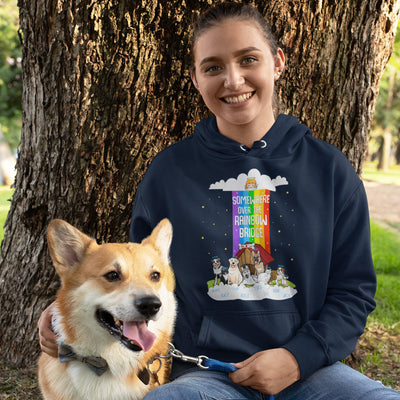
197,308,301,355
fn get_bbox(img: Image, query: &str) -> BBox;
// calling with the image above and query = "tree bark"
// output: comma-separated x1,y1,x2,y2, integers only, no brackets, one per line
1,0,399,367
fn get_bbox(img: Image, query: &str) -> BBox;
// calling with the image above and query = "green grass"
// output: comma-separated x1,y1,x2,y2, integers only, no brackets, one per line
0,186,13,242
370,220,400,276
368,220,400,327
370,274,400,326
362,162,400,186
361,162,400,328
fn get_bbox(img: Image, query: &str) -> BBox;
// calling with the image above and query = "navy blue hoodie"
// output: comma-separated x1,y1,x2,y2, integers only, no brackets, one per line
129,114,376,380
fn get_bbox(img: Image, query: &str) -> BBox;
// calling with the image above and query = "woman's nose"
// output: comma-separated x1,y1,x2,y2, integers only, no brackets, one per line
224,66,245,90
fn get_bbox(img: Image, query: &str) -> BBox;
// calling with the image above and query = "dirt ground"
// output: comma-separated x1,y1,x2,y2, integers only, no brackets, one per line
364,181,400,226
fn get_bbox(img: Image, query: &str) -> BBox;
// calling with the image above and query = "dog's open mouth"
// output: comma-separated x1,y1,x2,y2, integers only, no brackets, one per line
95,309,156,352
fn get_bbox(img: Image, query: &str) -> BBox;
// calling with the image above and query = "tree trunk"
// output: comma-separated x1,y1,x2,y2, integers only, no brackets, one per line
395,133,400,164
1,0,399,367
378,65,396,170
378,130,393,171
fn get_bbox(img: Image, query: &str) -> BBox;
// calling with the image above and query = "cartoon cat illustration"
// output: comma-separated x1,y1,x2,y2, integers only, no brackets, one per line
245,177,257,190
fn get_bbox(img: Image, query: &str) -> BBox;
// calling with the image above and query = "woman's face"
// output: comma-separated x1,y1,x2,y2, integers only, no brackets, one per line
192,19,284,137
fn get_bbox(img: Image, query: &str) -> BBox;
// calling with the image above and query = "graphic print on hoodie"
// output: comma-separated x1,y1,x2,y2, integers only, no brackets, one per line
204,167,297,301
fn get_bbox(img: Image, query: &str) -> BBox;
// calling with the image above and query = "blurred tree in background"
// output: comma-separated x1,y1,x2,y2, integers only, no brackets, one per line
0,0,22,151
371,22,400,170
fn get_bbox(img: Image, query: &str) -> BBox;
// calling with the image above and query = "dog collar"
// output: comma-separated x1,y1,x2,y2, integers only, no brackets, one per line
58,343,153,385
58,343,109,376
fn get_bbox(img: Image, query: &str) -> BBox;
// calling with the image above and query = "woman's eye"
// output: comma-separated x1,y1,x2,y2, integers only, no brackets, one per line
242,56,256,65
205,65,221,73
104,271,121,282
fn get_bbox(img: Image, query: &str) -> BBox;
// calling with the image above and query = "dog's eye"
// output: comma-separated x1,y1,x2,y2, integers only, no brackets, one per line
150,271,161,282
104,271,121,282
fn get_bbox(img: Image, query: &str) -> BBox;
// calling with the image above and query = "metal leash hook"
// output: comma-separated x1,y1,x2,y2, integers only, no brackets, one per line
147,355,163,375
167,342,209,369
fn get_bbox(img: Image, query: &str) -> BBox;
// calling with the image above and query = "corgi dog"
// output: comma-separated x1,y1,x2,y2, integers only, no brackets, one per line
38,219,176,400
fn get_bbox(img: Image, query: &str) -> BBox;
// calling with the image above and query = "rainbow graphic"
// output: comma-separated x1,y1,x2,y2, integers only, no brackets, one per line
232,189,271,255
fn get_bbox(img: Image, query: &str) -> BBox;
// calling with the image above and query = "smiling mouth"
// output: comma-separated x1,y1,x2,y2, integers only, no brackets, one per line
222,92,254,104
95,309,156,352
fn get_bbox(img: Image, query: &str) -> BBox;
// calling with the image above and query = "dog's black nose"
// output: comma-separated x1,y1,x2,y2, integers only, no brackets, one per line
135,296,162,318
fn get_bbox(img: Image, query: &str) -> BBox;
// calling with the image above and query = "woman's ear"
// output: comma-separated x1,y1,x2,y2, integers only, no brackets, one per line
191,68,200,90
274,48,285,76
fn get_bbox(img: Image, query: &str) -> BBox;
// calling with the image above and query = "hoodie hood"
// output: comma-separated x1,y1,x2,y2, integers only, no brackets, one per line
193,114,311,158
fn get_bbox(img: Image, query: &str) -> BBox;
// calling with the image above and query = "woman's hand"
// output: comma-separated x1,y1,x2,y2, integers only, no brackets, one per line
229,348,300,395
37,302,58,358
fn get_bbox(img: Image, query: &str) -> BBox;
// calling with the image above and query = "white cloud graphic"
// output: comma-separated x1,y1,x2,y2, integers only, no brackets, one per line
208,283,297,301
209,168,288,192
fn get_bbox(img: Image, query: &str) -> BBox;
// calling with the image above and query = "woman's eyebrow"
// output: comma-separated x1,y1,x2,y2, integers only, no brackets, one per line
199,47,262,66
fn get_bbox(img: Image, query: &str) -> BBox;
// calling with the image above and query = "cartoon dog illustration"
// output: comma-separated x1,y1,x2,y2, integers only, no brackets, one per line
211,256,228,286
276,266,289,287
240,265,258,287
228,257,242,285
276,266,285,284
253,249,265,275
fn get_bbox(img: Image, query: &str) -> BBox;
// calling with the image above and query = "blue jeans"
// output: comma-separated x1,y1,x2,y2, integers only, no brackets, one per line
143,362,400,399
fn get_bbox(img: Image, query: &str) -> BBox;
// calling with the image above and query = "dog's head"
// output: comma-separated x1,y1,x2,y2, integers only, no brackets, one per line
240,265,251,278
253,250,261,263
47,219,176,356
228,257,239,268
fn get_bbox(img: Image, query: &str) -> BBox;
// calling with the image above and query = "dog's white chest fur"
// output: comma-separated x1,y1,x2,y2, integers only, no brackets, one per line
64,362,146,400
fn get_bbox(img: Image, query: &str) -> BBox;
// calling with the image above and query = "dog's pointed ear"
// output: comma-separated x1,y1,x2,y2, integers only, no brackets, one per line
47,219,94,276
142,219,173,265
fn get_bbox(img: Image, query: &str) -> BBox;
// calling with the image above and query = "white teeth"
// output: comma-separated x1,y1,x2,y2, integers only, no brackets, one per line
114,317,122,328
224,92,253,104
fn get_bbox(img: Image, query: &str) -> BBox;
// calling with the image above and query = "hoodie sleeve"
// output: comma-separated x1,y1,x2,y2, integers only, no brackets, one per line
129,183,154,243
283,181,376,380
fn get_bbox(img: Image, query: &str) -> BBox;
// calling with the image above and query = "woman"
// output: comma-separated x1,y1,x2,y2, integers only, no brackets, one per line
39,3,400,399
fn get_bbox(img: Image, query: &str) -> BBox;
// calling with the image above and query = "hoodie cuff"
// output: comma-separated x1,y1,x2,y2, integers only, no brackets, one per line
282,333,329,380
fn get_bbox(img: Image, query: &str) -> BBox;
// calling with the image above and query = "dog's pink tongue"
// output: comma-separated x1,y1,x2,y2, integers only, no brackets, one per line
123,321,156,352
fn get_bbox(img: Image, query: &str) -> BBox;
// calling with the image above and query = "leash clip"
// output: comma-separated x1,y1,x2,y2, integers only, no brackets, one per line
167,342,209,369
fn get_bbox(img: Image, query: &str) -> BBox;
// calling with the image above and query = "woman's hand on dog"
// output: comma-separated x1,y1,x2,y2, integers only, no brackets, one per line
38,302,58,358
229,348,300,395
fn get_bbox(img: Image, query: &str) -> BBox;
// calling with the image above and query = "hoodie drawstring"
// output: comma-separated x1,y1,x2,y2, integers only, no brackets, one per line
240,140,267,152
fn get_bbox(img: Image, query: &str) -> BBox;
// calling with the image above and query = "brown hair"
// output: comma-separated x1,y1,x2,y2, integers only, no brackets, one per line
190,2,279,69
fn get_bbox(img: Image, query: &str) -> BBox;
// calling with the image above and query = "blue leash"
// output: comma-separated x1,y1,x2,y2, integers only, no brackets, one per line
203,357,238,373
157,343,275,400
203,358,275,400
